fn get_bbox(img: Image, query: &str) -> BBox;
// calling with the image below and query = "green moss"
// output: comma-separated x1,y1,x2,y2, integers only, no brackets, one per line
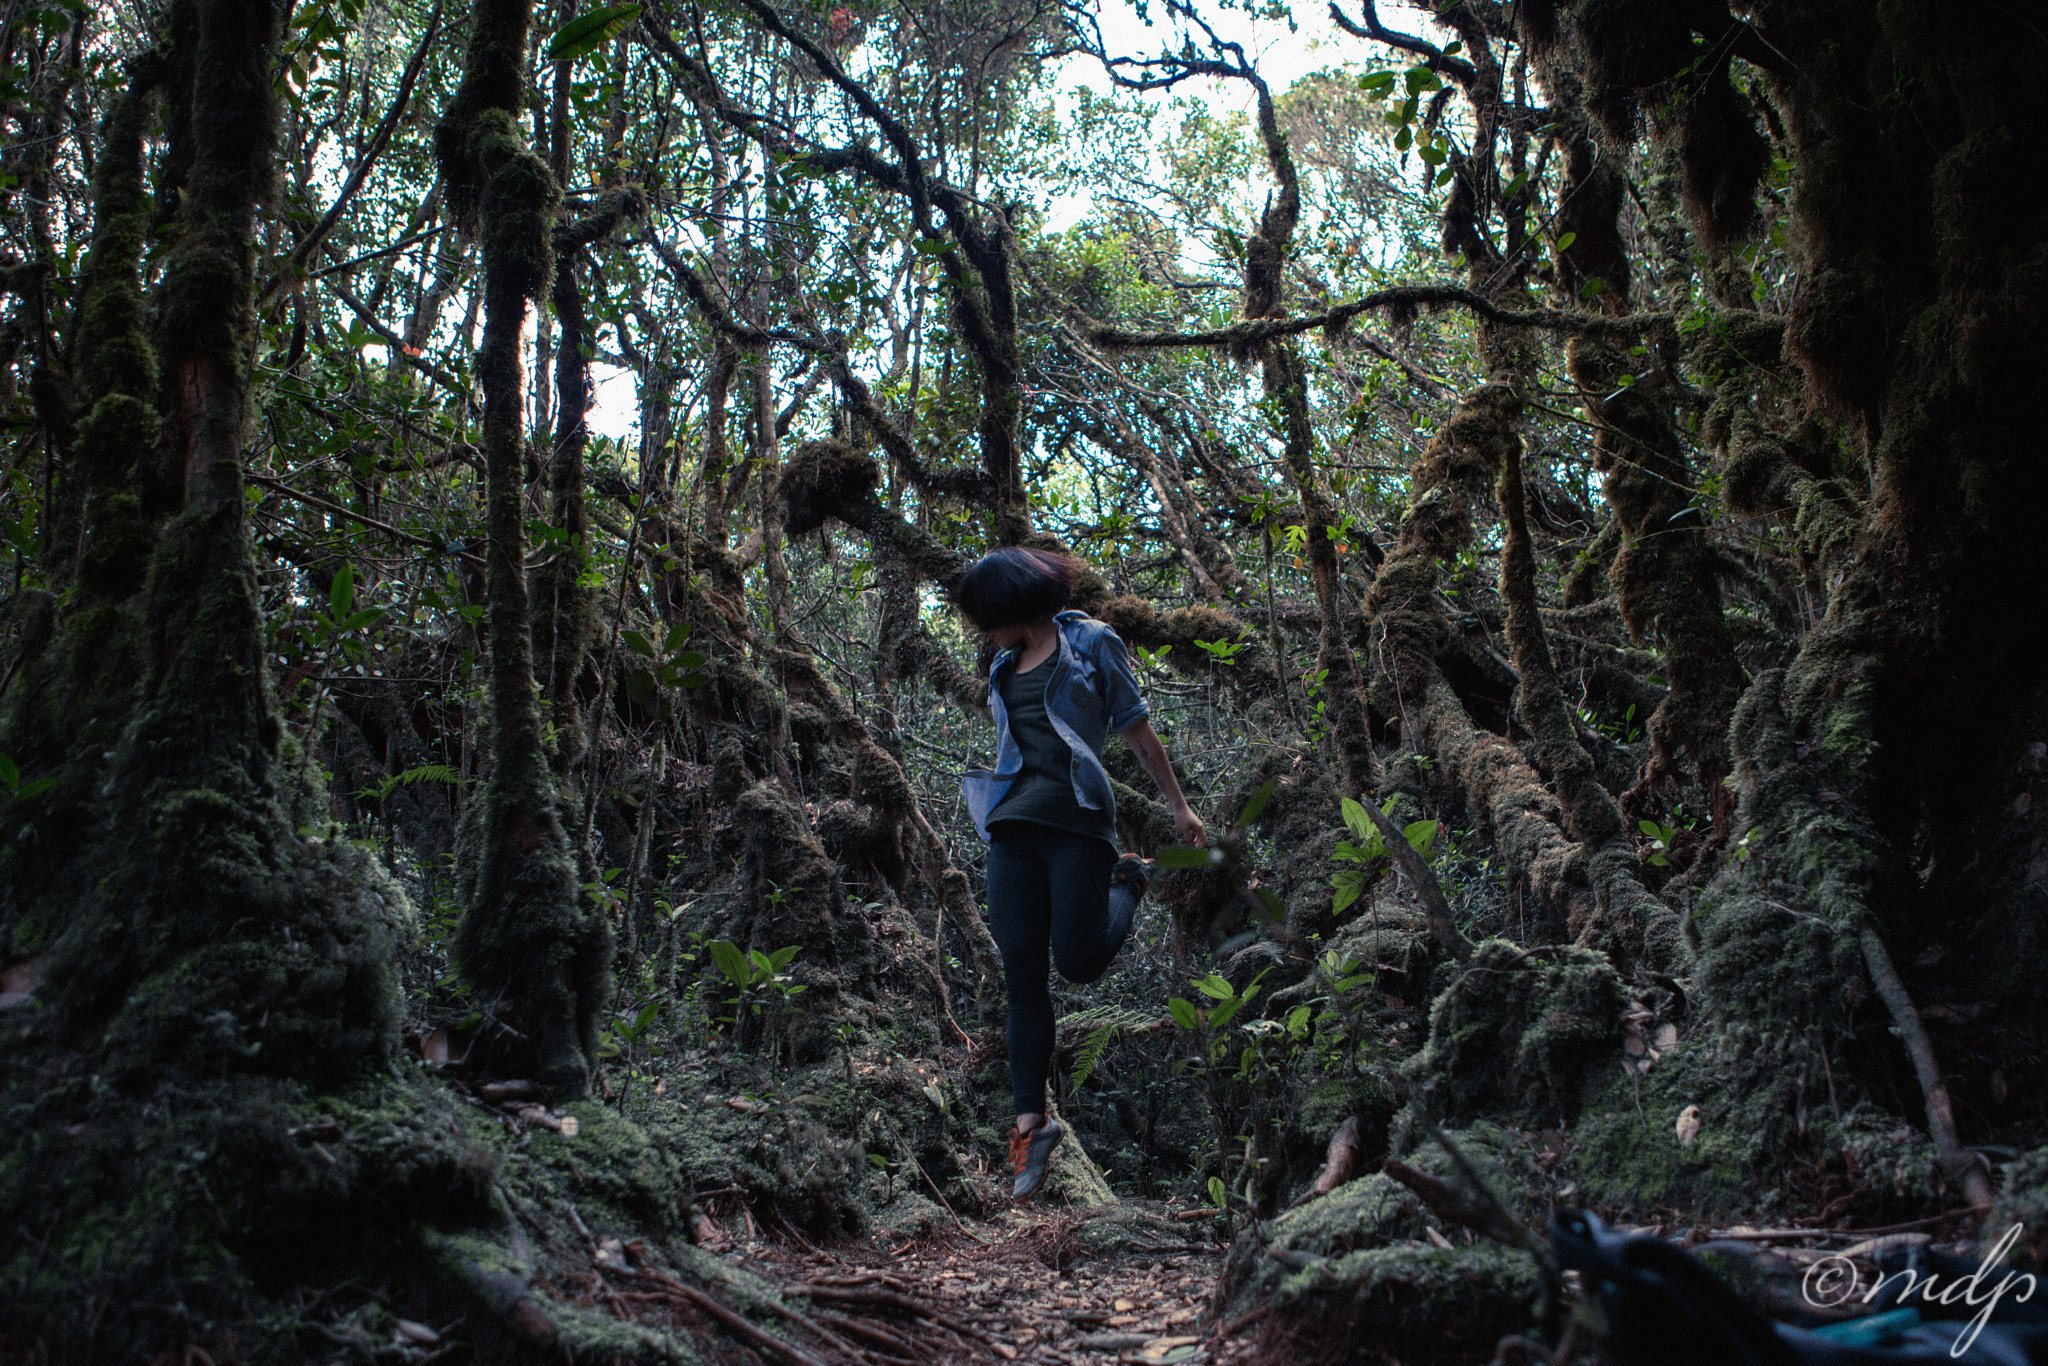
1398,939,1624,1135
454,783,611,1096
653,1097,866,1236
530,1104,682,1232
1238,1242,1541,1365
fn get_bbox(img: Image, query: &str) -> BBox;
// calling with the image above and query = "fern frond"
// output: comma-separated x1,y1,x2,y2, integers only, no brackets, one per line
1070,1022,1121,1092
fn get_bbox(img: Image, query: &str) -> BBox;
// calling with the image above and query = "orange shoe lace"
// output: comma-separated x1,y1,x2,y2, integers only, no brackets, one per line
1008,1125,1032,1176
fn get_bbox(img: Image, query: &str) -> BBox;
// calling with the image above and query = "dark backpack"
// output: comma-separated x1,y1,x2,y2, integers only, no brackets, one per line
1550,1210,2048,1366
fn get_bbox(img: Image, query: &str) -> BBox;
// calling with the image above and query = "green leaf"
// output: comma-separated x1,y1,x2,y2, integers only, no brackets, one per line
1579,276,1607,298
1193,974,1234,1001
1638,819,1663,837
749,948,775,979
1503,171,1529,198
1236,777,1277,829
547,3,640,62
1417,140,1447,166
675,651,706,669
1332,870,1364,914
767,945,801,971
13,777,55,803
623,629,656,659
1402,819,1438,858
1554,230,1577,253
628,1001,659,1038
1394,124,1413,152
1340,797,1371,842
678,674,710,689
1253,887,1285,925
1167,997,1200,1030
0,753,19,788
329,563,355,619
662,621,693,652
1156,845,1218,869
1208,1176,1229,1209
1358,70,1397,94
708,939,750,991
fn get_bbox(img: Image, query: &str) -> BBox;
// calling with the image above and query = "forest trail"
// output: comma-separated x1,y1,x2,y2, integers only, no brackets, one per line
553,1201,1250,1366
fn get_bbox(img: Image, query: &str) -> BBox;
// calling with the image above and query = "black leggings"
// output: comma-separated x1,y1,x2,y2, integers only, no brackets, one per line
986,823,1136,1117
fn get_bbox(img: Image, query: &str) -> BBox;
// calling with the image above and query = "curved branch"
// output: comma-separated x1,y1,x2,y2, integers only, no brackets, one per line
1088,287,1677,351
1327,0,1477,86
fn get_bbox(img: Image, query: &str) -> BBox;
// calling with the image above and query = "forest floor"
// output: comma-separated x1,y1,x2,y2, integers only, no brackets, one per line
548,1198,1246,1365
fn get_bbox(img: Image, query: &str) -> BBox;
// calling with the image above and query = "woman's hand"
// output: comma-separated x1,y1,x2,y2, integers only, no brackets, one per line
1174,803,1207,848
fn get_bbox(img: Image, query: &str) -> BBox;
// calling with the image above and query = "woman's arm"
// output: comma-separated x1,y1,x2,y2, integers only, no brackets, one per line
1120,718,1206,846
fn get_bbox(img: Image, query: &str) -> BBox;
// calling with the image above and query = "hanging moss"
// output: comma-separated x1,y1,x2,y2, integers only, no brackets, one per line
778,438,882,537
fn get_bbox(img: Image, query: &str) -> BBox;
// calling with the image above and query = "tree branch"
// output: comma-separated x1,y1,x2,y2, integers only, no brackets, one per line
1088,286,1673,350
261,1,442,309
1327,0,1477,86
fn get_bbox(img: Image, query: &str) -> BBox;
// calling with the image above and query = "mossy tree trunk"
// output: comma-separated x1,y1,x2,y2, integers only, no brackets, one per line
434,0,611,1099
0,5,492,1355
1541,0,2048,1214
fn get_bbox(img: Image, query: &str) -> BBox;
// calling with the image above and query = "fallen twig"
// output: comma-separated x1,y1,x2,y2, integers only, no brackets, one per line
1855,922,1997,1207
797,1282,997,1349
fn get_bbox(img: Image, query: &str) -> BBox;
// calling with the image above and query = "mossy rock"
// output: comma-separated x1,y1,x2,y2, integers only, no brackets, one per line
1252,1123,1558,1268
866,1189,947,1245
1241,1243,1541,1365
1573,1032,1939,1222
1071,1201,1199,1257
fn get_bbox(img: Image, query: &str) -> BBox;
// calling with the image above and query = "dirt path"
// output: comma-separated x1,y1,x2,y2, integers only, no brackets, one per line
588,1202,1260,1365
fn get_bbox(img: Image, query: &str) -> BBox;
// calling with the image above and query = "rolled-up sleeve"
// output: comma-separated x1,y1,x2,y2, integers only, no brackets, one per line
1098,629,1151,732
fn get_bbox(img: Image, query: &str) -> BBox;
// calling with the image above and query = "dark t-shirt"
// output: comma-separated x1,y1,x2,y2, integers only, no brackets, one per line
987,655,1113,846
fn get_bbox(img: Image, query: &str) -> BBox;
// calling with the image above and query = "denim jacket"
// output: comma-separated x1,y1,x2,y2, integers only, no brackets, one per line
961,611,1151,842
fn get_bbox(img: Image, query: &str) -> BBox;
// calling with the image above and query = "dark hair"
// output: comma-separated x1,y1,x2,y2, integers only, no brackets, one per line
952,547,1081,630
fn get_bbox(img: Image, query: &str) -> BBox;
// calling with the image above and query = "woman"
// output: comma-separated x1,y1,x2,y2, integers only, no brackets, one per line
955,548,1206,1201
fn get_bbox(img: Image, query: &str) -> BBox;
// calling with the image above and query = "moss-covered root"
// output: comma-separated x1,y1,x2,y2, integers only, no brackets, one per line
769,638,1001,1020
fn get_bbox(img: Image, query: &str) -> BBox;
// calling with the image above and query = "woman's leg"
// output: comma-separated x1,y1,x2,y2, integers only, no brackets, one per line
986,831,1054,1124
1046,832,1127,984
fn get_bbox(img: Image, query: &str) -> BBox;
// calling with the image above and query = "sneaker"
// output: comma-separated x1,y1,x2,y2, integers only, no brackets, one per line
1110,854,1156,902
1008,1119,1065,1200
